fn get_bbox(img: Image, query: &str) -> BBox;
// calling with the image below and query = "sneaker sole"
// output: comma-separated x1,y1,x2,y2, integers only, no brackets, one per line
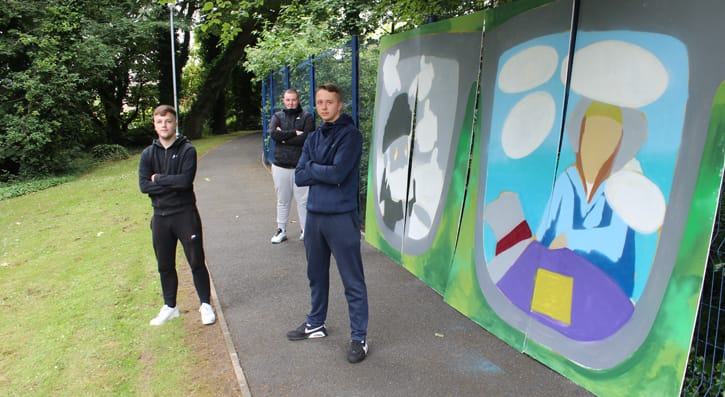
348,354,367,364
271,237,288,244
287,331,327,340
150,311,180,326
348,347,368,363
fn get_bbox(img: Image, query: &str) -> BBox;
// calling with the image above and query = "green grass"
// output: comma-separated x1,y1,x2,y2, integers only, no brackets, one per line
0,132,244,396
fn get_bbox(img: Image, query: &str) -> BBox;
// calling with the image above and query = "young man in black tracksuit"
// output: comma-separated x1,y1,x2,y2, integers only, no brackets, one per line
287,84,370,364
139,104,216,326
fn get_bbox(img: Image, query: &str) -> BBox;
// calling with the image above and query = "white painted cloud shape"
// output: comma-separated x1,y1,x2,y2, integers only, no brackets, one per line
501,91,556,159
605,168,666,234
562,40,668,108
498,45,559,93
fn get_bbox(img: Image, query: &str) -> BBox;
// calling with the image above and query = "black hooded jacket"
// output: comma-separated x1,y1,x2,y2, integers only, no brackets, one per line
138,135,197,216
269,107,315,168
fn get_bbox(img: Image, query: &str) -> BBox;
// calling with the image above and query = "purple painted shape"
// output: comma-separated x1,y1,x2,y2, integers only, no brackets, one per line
496,241,634,341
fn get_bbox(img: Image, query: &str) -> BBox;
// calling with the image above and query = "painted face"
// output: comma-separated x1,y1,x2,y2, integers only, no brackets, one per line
283,92,300,109
579,115,623,183
154,113,177,141
315,89,344,123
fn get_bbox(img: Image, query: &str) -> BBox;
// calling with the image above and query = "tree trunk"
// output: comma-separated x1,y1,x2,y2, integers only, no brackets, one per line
229,64,261,130
182,0,283,138
98,64,130,144
182,23,255,138
157,26,175,107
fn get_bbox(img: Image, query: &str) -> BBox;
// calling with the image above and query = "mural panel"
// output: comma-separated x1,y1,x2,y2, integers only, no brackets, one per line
366,0,725,395
443,0,725,395
365,14,483,291
479,28,687,364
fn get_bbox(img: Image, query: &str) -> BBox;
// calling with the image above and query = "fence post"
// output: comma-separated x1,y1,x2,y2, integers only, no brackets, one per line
261,77,269,164
351,35,360,127
309,56,316,115
284,65,291,90
266,71,276,164
269,71,276,114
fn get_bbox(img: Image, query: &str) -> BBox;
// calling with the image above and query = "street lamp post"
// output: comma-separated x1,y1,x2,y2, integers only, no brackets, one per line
168,2,179,135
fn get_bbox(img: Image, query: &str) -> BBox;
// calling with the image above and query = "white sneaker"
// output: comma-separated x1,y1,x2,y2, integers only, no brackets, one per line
300,230,304,241
199,303,216,325
150,305,179,326
270,228,287,244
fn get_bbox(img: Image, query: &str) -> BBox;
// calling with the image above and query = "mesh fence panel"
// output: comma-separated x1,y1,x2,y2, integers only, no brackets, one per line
685,182,725,396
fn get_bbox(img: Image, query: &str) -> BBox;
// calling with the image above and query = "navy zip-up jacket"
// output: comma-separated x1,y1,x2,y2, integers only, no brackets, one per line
139,135,197,216
295,114,361,214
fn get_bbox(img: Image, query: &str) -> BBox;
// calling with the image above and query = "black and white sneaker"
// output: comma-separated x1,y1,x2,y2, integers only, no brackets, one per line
270,228,288,244
287,322,328,340
347,340,368,363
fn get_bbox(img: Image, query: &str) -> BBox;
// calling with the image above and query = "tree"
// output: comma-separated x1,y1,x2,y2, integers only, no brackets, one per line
181,0,282,138
0,0,128,177
242,0,510,80
0,0,197,178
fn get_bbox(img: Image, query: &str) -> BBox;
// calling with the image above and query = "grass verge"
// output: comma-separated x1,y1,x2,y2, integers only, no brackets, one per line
0,132,245,396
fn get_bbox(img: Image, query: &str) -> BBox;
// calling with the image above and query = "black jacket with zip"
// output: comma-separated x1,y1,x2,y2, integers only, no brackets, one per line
269,107,315,168
139,135,197,216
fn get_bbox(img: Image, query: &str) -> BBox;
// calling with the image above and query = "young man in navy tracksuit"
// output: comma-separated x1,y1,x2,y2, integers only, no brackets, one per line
287,83,369,364
139,105,216,327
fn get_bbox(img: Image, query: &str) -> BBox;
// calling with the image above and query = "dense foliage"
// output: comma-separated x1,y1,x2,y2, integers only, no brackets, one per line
243,0,498,80
0,0,500,180
0,0,166,179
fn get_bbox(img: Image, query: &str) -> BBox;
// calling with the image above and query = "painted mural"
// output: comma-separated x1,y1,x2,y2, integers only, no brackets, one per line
365,0,725,395
365,13,483,292
479,28,686,363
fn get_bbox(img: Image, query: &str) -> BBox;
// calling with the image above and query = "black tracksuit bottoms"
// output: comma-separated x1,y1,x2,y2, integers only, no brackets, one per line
151,207,211,307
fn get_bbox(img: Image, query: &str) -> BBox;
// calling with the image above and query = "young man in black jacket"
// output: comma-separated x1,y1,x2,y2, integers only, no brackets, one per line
139,105,216,326
268,88,315,243
287,84,369,364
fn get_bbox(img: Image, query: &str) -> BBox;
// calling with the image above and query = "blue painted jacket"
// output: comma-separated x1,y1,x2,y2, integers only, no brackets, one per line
295,114,361,214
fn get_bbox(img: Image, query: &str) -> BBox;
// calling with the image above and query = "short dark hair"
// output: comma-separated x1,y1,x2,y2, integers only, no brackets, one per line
284,88,299,98
316,83,342,101
153,104,177,118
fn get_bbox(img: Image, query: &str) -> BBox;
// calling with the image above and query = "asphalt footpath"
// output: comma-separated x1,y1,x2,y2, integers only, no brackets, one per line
194,133,594,397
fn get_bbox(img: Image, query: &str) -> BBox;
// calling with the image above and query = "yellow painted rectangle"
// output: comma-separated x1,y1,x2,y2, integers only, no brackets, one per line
530,268,573,325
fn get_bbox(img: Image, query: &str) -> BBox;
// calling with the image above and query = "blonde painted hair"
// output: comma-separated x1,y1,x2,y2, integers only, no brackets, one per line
584,100,622,124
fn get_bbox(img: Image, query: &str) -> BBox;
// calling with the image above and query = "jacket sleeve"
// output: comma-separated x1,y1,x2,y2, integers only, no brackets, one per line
270,112,297,142
268,113,279,136
139,147,166,196
295,136,314,186
149,145,197,191
297,128,361,186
